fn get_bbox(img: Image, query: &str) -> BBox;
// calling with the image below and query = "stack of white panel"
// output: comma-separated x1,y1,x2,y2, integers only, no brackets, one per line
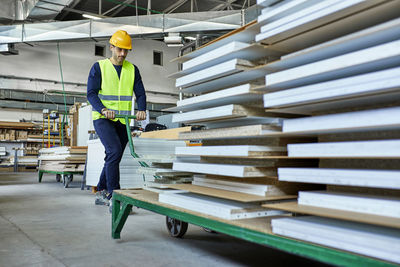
271,216,400,264
298,191,400,218
86,139,143,189
86,138,189,189
0,147,5,156
253,1,400,262
159,192,285,220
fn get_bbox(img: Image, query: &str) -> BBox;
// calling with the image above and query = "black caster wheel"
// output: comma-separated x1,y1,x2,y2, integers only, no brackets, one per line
56,174,61,182
64,174,73,188
166,216,188,238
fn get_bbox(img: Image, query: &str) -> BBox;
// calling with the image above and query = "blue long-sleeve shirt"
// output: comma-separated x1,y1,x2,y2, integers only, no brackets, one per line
87,61,147,113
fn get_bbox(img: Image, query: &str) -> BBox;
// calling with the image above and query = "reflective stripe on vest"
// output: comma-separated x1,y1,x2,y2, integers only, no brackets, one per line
98,94,132,101
92,59,135,125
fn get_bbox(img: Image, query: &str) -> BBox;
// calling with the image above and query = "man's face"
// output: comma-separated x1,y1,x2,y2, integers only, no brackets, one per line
110,45,129,65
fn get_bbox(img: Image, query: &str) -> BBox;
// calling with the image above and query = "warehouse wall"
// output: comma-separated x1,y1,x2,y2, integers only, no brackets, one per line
0,39,180,121
0,39,180,97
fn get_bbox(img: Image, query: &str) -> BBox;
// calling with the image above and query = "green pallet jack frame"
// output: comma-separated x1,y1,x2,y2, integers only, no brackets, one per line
111,115,396,267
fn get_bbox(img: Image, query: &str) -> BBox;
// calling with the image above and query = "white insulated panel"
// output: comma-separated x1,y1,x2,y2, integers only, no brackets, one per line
167,83,263,112
288,140,400,158
257,0,280,7
282,107,400,134
264,67,400,108
173,23,260,63
278,168,400,189
159,192,284,220
298,191,400,218
271,216,400,264
258,0,321,26
176,59,244,88
181,66,269,94
173,162,275,178
256,0,384,43
265,18,400,73
193,176,269,196
266,39,400,89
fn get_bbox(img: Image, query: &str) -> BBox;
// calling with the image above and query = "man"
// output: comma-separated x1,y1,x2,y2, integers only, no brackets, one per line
87,30,146,210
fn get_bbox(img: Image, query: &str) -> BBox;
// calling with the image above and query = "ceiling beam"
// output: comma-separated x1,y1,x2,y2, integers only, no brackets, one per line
57,0,87,20
103,0,134,16
163,0,189,14
207,0,242,8
209,0,239,11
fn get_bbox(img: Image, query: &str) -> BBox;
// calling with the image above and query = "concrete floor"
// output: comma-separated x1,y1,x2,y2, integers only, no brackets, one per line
0,172,328,267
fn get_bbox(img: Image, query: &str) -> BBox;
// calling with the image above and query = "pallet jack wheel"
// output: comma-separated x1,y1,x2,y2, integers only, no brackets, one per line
166,216,188,238
64,174,73,188
56,174,61,182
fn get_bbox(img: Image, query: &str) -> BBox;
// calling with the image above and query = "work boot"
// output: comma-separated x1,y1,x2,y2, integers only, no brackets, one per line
95,190,110,206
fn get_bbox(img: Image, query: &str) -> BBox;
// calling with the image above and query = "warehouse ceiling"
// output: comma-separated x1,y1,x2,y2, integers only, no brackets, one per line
0,0,256,24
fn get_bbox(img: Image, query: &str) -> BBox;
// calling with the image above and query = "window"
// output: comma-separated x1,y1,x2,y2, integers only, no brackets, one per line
153,50,163,66
95,45,105,57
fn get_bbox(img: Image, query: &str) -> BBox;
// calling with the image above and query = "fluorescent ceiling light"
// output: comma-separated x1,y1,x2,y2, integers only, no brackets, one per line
83,14,102,20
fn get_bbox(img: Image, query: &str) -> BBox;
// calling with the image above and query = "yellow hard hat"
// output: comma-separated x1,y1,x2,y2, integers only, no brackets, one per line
109,30,132,50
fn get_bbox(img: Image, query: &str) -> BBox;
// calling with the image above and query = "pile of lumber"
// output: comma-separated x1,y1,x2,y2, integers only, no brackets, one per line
38,146,87,172
162,0,400,262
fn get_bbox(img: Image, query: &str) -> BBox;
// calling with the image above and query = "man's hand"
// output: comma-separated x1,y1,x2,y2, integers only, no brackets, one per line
101,108,115,120
136,110,146,121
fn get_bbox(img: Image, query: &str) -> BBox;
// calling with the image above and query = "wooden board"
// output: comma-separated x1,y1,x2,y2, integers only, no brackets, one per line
0,121,36,129
139,127,192,140
167,184,297,203
179,124,282,140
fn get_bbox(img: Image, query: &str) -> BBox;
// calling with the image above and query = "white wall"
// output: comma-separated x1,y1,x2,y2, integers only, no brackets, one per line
0,39,180,102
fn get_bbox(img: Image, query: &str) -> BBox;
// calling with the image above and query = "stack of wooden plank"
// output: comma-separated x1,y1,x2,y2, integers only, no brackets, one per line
38,146,87,172
253,0,400,264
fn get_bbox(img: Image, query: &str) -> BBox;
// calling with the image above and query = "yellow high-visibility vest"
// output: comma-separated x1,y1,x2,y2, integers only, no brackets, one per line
92,59,135,125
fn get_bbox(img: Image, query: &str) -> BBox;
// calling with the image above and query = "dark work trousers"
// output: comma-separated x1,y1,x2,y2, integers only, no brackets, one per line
93,118,128,199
